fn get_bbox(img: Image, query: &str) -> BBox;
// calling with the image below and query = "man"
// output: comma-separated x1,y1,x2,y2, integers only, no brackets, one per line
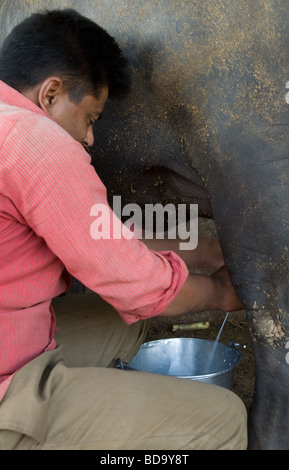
0,9,247,450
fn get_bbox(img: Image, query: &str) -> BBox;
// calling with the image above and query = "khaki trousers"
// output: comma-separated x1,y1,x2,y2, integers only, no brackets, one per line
0,294,247,450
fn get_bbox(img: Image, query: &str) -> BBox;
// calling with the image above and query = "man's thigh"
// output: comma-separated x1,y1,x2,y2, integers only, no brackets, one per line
0,354,247,450
52,293,149,367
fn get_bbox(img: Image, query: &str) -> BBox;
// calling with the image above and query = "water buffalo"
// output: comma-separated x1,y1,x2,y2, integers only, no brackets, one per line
1,0,289,450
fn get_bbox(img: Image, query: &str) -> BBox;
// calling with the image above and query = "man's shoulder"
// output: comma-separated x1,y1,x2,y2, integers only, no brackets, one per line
0,102,61,135
0,100,80,154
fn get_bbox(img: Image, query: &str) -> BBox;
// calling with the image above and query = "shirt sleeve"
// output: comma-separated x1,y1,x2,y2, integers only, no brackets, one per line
2,114,189,324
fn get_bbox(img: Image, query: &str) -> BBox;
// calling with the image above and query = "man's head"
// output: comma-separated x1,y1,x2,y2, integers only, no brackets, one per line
0,9,130,146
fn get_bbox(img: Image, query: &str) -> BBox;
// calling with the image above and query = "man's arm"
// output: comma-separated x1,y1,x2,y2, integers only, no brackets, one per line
141,236,224,273
159,266,243,317
141,234,243,316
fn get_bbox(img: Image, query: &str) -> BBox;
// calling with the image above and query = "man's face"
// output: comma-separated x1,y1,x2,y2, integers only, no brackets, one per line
49,86,109,147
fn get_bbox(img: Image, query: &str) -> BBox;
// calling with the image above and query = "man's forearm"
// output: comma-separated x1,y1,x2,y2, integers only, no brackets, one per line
160,267,243,317
142,236,224,272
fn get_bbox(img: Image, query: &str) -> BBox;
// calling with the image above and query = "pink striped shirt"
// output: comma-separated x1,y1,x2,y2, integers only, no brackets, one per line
0,81,188,401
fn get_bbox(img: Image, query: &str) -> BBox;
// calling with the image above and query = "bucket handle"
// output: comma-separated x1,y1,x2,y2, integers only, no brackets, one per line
228,340,246,349
115,357,125,369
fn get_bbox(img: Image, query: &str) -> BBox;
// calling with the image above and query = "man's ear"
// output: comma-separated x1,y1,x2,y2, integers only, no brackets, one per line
38,77,64,114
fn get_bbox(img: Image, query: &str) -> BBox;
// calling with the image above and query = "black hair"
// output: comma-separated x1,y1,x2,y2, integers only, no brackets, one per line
0,9,131,102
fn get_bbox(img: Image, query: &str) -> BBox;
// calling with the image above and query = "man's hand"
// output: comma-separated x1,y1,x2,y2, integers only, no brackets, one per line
211,265,244,312
160,266,243,318
141,233,243,317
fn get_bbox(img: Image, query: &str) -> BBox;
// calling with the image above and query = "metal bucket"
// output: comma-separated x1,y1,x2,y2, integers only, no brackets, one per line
117,338,243,390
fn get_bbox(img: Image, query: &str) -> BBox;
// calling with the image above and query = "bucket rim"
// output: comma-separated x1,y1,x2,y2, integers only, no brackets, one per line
125,337,242,378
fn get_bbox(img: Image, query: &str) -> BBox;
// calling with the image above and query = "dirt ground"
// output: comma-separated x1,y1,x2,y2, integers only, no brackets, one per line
145,313,255,412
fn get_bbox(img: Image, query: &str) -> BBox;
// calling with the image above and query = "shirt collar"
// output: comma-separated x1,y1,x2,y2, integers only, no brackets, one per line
0,80,48,118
